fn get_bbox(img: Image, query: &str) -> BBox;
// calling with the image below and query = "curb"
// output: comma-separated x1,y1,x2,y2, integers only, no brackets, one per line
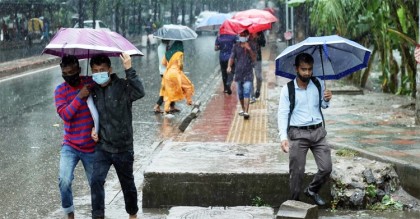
178,65,222,132
0,57,60,78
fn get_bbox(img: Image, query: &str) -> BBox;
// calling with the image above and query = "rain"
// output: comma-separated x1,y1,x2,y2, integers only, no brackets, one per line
0,0,419,219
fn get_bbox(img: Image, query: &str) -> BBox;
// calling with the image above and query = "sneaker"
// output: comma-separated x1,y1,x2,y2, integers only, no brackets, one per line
238,111,244,116
243,112,250,120
250,98,256,104
255,90,260,99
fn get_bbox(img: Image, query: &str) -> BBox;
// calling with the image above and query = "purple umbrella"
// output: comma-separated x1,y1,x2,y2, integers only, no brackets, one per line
42,28,143,59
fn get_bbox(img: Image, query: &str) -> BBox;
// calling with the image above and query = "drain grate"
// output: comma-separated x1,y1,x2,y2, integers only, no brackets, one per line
180,209,254,219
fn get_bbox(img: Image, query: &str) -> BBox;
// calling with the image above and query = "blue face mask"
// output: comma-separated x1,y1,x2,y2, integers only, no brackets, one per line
92,72,110,85
238,36,248,42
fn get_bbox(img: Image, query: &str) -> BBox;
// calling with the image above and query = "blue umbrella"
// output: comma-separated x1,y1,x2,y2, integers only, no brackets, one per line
196,13,233,32
275,35,371,80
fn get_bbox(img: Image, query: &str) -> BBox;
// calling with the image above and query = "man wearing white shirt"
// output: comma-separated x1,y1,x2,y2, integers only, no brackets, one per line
277,52,333,206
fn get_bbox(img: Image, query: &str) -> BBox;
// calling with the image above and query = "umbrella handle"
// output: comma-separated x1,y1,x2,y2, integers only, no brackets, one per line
318,45,327,90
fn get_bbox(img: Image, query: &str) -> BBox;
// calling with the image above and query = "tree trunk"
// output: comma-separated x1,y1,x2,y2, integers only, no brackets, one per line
138,2,142,35
361,47,377,88
115,0,120,33
78,0,84,28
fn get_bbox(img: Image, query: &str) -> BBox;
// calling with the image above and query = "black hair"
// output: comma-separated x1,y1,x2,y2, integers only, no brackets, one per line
295,53,314,67
240,30,250,35
90,54,111,68
60,55,79,68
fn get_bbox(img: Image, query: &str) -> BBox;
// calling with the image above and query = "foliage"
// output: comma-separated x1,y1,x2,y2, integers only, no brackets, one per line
368,195,404,211
308,0,418,97
251,196,270,207
365,184,376,198
335,148,358,157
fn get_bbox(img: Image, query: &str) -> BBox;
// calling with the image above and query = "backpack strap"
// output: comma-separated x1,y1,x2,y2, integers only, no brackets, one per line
310,77,325,128
286,80,295,132
287,77,325,131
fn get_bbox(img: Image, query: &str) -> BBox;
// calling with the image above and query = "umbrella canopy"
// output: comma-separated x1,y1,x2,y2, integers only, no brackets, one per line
153,24,198,41
195,13,232,32
42,28,143,59
219,19,252,35
275,35,371,80
232,9,278,23
234,17,272,33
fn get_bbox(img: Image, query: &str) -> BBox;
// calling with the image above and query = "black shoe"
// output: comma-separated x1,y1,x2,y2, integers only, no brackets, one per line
227,88,232,95
255,90,260,99
304,187,325,206
243,112,250,120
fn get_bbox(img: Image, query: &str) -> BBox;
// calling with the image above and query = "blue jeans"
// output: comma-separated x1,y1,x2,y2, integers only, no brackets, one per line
59,145,94,214
236,81,252,99
91,149,138,218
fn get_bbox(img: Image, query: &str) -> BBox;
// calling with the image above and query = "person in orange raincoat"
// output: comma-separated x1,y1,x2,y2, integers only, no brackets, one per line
160,51,194,114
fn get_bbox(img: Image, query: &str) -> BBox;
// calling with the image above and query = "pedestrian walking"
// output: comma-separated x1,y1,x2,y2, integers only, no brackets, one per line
250,31,266,102
89,53,145,219
215,33,237,95
153,39,171,113
160,51,194,114
54,55,96,219
277,52,333,206
227,30,256,120
161,40,185,113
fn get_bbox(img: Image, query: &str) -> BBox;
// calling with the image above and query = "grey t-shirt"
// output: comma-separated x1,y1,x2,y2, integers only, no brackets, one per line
230,42,256,82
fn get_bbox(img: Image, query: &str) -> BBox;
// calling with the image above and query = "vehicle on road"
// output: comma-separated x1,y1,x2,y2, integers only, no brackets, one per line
193,11,218,34
74,20,111,31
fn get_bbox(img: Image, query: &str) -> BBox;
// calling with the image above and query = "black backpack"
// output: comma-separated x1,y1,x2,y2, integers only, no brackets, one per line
286,77,325,131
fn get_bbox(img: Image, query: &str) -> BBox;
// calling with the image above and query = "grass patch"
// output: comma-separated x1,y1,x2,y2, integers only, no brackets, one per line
336,148,358,157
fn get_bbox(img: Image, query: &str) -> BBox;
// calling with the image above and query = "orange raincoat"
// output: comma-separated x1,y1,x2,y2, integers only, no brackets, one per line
160,51,194,112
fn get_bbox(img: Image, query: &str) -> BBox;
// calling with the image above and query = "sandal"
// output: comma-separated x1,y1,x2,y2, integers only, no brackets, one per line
170,107,181,113
243,112,250,120
238,111,244,116
153,106,162,113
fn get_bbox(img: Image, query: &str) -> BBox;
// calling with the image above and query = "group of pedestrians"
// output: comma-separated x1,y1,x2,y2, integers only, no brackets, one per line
216,30,334,206
55,53,144,219
53,27,334,219
215,30,266,120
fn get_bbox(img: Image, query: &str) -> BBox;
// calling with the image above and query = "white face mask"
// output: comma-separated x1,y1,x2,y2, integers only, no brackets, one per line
92,72,110,85
238,36,248,42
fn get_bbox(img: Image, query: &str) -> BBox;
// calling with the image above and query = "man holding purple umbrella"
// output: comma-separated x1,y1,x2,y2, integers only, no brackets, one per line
89,53,145,219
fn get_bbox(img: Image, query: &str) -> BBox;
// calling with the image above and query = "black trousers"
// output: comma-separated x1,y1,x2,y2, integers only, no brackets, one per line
220,60,234,91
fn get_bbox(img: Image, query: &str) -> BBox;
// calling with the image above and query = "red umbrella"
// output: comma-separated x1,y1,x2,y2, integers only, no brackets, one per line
219,19,252,35
232,9,278,23
234,17,272,33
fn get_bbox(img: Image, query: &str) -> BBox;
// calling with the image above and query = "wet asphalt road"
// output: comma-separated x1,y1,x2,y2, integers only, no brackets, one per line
0,35,219,218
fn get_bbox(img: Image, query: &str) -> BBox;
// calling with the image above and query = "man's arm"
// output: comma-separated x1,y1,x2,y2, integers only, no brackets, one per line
278,86,291,153
120,53,145,101
54,85,89,122
244,42,257,63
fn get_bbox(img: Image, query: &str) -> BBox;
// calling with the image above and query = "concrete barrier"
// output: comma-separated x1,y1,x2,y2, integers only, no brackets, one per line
277,200,318,219
142,142,331,208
